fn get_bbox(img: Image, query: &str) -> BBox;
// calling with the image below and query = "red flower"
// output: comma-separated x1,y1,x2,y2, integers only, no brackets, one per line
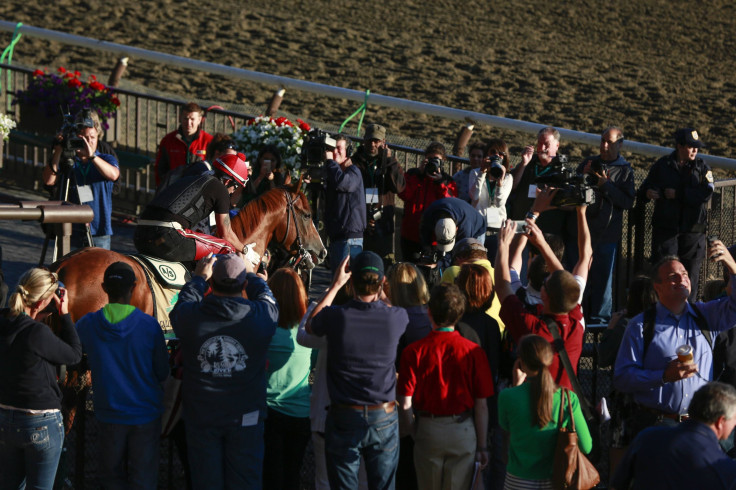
297,119,310,131
67,78,83,88
74,71,81,78
58,67,66,74
89,81,106,92
32,69,45,77
111,95,121,106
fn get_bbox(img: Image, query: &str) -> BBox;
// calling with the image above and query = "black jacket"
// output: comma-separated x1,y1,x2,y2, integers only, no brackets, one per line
638,151,713,233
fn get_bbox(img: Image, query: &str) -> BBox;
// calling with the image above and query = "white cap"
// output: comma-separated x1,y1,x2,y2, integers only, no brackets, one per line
434,218,457,252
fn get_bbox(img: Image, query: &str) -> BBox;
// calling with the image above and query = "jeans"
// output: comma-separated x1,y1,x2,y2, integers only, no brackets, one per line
329,238,363,272
0,408,64,490
325,405,399,490
185,420,264,490
98,418,161,490
584,241,617,324
93,235,111,250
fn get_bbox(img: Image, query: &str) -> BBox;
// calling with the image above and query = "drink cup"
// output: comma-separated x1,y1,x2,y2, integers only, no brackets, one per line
676,344,694,364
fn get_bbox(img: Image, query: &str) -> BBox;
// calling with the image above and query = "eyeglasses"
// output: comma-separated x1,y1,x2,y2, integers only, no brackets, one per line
224,142,238,151
40,270,59,299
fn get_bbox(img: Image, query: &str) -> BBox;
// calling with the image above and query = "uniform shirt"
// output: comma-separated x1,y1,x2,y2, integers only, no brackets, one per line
398,330,493,415
614,280,736,414
311,299,408,405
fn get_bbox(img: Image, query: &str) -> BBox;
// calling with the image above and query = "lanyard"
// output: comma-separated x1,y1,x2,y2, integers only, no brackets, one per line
484,176,497,201
534,163,552,177
435,327,455,332
77,159,92,185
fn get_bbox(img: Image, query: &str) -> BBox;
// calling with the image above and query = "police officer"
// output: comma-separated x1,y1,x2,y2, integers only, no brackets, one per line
639,127,714,301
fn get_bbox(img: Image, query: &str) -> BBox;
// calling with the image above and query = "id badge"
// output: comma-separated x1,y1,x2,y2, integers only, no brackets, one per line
366,187,379,204
241,410,259,427
77,185,94,203
527,184,538,199
209,212,216,227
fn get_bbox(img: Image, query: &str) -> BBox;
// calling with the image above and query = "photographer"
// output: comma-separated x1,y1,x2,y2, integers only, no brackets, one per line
324,134,366,272
398,142,457,262
419,197,485,271
352,124,406,265
576,126,635,324
470,139,514,260
43,111,120,250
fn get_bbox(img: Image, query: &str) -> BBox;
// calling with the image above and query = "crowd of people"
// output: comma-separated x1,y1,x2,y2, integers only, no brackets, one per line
3,102,736,490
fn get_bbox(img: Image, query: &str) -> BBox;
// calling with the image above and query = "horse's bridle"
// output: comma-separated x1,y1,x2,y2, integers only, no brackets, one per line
277,189,315,270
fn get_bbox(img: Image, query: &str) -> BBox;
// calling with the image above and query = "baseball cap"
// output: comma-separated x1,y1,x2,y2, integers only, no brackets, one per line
103,262,136,289
455,237,486,255
674,128,705,148
435,218,457,253
211,254,248,289
350,251,384,280
364,124,386,141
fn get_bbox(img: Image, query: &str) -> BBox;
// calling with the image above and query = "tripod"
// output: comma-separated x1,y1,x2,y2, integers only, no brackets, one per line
39,150,94,264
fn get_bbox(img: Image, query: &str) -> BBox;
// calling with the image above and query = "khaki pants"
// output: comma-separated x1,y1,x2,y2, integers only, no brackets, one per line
414,415,476,490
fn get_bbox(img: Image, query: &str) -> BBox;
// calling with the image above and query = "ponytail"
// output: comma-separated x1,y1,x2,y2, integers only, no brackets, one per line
519,334,556,428
7,268,58,317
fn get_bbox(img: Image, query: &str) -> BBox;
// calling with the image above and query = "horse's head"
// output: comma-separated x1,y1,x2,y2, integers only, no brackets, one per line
231,180,327,267
278,178,327,267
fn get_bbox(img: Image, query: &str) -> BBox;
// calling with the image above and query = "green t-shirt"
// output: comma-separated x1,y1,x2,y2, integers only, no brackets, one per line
266,326,312,418
498,382,592,480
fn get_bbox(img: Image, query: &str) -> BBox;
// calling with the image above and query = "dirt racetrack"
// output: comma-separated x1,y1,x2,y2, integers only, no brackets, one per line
1,0,735,170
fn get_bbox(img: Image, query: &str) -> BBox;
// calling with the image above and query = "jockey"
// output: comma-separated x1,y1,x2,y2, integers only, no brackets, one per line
134,153,255,263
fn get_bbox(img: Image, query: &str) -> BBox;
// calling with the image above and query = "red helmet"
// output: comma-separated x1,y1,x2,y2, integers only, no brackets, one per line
213,152,249,187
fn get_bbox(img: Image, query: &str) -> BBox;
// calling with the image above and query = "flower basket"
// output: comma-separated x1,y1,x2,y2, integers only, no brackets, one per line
13,67,120,136
230,115,311,177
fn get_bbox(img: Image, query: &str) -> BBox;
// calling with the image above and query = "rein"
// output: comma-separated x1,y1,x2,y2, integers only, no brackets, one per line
276,190,313,270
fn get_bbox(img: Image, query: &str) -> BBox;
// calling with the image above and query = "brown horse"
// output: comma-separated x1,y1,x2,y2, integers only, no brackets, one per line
52,182,326,322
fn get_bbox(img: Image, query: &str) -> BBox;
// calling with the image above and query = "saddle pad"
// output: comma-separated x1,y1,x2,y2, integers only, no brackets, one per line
133,254,191,289
128,255,182,335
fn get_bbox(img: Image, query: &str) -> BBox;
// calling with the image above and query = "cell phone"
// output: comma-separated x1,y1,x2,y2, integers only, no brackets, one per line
513,220,528,234
707,235,719,245
257,261,267,274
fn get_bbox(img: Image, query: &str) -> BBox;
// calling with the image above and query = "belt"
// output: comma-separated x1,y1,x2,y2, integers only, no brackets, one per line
639,405,689,422
486,227,500,236
335,401,396,413
137,219,183,230
415,410,472,422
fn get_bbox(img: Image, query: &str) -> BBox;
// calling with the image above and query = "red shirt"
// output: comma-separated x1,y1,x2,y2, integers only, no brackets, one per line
398,330,494,415
155,129,213,185
398,171,457,242
500,295,584,390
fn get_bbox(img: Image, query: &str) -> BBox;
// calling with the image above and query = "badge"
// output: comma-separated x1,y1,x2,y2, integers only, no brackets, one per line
527,184,538,199
241,410,259,427
77,185,94,203
706,170,714,183
366,187,379,204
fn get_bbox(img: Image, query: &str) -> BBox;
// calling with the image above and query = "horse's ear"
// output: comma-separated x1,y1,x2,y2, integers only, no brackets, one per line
290,174,304,193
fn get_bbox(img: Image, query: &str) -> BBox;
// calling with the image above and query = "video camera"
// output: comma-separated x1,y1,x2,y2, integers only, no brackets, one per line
301,128,337,167
56,111,94,174
534,155,596,207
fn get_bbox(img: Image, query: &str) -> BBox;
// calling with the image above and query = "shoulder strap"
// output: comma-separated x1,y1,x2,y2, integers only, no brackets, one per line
642,306,657,359
689,303,712,348
566,388,576,432
557,388,566,429
545,316,594,421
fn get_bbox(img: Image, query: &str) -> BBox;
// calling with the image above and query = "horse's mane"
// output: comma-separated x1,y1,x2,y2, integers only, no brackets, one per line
230,186,310,239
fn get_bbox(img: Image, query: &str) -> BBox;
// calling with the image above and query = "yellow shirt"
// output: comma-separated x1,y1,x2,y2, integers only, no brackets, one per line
441,258,505,332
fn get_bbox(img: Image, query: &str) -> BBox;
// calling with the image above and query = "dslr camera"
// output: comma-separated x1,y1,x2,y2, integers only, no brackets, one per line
301,128,337,166
424,156,443,177
485,155,505,180
534,155,596,207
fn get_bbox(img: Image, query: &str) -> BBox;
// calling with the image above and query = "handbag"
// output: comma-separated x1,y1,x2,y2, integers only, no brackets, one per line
544,316,602,463
552,389,601,490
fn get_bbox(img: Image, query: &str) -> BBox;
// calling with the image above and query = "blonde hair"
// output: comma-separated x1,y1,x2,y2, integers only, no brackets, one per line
8,268,58,317
386,262,429,307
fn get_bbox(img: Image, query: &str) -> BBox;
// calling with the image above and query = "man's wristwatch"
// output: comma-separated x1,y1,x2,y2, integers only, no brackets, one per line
525,211,538,221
